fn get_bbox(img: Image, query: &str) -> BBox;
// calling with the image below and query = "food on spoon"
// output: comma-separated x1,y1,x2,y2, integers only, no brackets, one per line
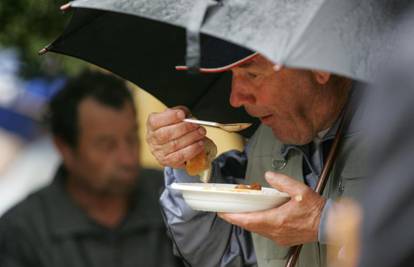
185,138,217,183
235,182,262,191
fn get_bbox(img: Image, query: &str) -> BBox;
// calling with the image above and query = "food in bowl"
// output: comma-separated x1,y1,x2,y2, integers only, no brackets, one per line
233,182,262,192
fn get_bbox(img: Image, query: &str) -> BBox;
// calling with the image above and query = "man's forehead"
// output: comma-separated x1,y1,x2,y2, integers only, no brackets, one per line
78,99,135,127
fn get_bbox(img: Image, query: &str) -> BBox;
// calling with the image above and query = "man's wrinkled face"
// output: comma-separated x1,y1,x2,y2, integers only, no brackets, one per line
229,55,320,145
67,98,139,195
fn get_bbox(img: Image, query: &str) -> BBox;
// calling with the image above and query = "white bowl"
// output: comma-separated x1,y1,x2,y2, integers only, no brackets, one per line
171,182,290,213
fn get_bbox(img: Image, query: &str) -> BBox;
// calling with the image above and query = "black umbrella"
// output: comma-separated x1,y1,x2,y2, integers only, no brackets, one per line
40,2,259,137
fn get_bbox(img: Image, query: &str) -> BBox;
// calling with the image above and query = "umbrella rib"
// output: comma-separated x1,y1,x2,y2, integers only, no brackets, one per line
49,8,107,51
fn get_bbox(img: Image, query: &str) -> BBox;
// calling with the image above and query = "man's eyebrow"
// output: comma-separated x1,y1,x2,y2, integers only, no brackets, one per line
237,61,254,69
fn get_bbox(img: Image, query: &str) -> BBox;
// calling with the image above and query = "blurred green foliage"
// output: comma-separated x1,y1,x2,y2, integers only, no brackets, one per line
0,0,86,78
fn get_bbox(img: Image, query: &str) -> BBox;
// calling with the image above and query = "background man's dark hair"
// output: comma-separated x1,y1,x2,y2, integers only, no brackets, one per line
47,70,134,147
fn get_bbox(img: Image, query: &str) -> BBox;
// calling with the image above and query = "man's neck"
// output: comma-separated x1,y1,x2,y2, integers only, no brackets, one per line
314,79,352,134
66,177,130,229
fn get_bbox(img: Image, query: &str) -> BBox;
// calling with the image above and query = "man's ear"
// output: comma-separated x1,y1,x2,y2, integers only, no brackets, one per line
312,71,331,85
53,136,76,167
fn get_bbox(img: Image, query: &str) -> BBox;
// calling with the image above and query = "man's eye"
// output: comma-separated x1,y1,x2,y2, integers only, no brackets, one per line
247,72,258,79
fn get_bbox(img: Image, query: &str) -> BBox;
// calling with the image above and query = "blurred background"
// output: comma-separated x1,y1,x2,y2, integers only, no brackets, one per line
0,0,244,215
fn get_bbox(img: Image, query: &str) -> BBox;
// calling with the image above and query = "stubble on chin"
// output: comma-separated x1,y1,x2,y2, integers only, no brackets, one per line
271,127,313,145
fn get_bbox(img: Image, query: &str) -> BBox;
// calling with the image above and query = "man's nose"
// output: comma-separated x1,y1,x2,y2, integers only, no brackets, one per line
229,74,255,108
116,143,138,167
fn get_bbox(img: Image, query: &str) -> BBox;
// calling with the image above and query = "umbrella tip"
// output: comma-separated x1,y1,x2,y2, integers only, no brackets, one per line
273,64,283,72
60,2,72,11
38,47,49,56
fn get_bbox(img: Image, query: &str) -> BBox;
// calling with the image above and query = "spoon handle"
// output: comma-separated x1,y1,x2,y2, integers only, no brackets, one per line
183,118,220,127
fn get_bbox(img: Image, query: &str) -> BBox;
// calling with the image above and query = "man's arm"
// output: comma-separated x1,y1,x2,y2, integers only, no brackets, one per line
146,107,256,266
160,150,257,267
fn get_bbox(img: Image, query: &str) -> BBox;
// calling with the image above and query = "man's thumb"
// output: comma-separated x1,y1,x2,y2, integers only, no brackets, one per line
265,171,303,197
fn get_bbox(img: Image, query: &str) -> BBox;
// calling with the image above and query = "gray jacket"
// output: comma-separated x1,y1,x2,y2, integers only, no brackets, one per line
246,122,368,267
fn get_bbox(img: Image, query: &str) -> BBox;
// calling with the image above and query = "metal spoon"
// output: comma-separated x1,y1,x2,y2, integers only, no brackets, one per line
183,118,252,132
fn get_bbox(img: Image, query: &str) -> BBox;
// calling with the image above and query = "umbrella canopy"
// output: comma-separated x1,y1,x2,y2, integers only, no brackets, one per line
195,0,409,82
42,0,408,137
357,8,414,266
42,1,259,137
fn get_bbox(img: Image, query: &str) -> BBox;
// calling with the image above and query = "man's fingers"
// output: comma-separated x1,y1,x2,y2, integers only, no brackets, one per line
265,171,307,197
218,212,255,227
159,129,206,155
171,106,192,117
145,106,209,168
147,108,186,131
160,141,205,167
218,211,271,231
152,122,204,145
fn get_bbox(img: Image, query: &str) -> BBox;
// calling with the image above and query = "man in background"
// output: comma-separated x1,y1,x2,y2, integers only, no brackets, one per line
0,71,184,267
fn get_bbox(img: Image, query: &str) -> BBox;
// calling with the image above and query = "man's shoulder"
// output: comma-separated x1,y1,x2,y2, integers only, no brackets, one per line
0,184,54,228
135,167,165,202
140,167,164,178
0,184,61,266
138,167,165,191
